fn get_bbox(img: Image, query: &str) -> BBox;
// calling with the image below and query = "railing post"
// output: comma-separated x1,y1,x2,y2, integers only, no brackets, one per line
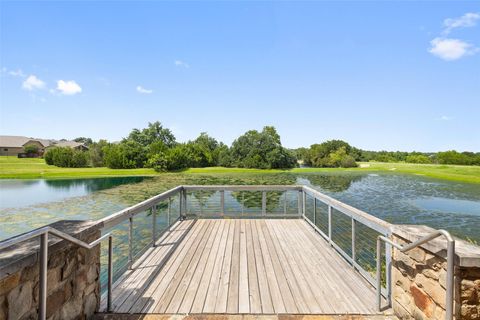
376,237,382,311
152,205,157,247
107,235,113,312
302,191,306,216
262,191,267,216
39,232,48,320
385,241,392,305
284,192,287,215
446,240,455,320
168,197,171,229
183,190,187,219
128,216,133,269
220,190,225,215
313,198,317,225
328,205,332,243
241,192,245,216
351,218,356,268
297,191,302,215
179,192,183,219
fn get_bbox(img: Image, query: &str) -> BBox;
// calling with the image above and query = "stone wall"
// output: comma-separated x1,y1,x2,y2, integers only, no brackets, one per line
0,221,102,320
391,225,480,320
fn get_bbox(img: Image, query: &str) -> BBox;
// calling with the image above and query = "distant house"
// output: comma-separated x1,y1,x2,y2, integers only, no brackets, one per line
45,140,89,151
0,135,88,157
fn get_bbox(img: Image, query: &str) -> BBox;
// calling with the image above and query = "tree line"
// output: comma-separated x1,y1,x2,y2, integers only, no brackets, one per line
43,121,480,169
45,122,296,170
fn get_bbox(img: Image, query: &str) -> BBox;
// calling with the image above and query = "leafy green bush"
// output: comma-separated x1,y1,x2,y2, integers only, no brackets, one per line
44,149,54,165
23,144,39,155
43,147,89,168
305,141,358,168
406,154,431,164
230,126,296,169
146,153,168,172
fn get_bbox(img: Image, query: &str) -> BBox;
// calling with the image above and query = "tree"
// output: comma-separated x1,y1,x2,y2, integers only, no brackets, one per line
89,139,108,167
74,137,93,145
126,121,176,147
43,147,89,168
230,126,296,169
23,144,39,155
103,141,146,169
307,140,358,168
406,154,431,164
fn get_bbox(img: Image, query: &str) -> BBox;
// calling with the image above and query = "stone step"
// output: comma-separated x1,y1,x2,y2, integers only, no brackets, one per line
93,314,398,320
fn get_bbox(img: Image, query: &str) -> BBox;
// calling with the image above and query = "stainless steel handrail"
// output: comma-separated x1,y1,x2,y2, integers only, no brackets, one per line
0,185,458,319
301,185,393,298
376,230,455,319
0,226,114,320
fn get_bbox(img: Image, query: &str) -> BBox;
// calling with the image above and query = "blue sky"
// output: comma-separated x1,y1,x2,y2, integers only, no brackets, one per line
0,1,479,151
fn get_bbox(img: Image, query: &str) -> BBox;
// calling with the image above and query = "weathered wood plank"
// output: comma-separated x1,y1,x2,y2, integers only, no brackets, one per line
258,220,297,314
245,220,261,314
153,220,214,313
271,219,335,313
167,220,220,313
294,219,377,313
214,219,235,312
133,219,207,313
238,219,250,313
182,219,226,313
113,220,193,312
226,220,241,313
201,219,231,313
265,220,313,313
103,218,383,315
254,220,286,313
249,218,274,314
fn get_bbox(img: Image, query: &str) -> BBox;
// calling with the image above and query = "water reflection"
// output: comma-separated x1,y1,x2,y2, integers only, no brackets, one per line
0,177,147,209
1,173,479,244
301,173,365,192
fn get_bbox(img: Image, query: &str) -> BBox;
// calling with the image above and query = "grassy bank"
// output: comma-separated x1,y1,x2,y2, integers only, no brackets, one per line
0,157,157,179
186,163,480,184
1,156,479,183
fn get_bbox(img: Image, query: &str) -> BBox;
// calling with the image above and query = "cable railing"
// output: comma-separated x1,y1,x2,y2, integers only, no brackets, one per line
301,185,393,300
0,226,113,320
0,184,457,319
376,230,455,319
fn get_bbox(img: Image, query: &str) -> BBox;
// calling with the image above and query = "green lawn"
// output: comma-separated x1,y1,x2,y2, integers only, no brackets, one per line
0,157,157,179
1,156,479,183
186,163,480,184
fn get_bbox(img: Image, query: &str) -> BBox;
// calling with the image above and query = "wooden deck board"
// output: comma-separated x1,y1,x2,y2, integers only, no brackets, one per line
102,218,382,315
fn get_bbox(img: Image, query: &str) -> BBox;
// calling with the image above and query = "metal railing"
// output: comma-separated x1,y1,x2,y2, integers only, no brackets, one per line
0,227,113,320
300,185,393,300
376,230,455,319
0,184,457,319
182,185,303,217
97,186,184,297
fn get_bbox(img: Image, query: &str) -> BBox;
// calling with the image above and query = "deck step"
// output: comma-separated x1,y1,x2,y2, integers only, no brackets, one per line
94,314,398,320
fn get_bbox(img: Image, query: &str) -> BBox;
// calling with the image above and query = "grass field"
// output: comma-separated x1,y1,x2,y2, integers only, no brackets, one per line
1,156,479,183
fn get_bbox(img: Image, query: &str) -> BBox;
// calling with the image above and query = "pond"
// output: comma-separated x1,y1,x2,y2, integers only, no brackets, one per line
0,172,479,243
0,177,147,209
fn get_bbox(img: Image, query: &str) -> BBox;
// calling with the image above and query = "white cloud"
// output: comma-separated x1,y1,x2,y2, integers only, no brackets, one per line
22,75,46,91
440,115,452,121
9,69,26,78
56,80,82,95
429,37,479,60
136,85,153,94
443,12,480,35
174,60,190,68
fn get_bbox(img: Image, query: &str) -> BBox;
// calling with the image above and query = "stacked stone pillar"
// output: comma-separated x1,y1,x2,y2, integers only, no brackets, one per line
0,221,101,320
391,225,480,320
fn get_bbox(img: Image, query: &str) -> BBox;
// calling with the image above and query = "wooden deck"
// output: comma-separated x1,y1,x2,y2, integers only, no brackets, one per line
101,219,380,315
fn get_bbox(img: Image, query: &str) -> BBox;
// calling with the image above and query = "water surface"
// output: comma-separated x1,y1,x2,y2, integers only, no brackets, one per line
0,173,479,243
